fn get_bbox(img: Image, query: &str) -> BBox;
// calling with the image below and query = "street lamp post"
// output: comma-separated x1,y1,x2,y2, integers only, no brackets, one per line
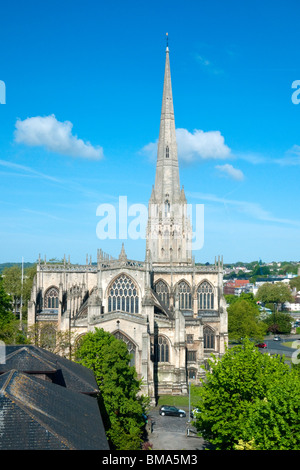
188,381,191,423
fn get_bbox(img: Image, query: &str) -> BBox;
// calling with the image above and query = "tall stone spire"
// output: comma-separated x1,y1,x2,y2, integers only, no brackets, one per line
154,36,180,203
147,38,192,266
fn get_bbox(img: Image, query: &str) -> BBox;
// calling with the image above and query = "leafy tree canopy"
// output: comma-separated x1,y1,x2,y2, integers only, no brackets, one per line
256,282,293,305
0,276,26,344
76,328,148,450
263,311,294,334
227,298,266,341
193,339,300,450
290,276,300,292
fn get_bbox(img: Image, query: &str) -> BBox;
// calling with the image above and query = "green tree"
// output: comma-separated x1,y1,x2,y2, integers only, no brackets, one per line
0,276,26,344
75,328,147,450
22,264,37,319
256,283,293,333
227,299,267,341
290,276,300,292
193,339,300,450
226,292,258,308
256,282,293,305
2,266,22,315
263,311,293,334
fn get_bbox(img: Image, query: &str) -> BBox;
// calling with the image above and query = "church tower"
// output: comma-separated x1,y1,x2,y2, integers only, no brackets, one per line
147,38,192,265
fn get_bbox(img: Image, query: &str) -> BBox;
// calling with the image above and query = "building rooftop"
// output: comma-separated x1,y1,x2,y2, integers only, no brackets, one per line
0,345,99,395
0,369,109,450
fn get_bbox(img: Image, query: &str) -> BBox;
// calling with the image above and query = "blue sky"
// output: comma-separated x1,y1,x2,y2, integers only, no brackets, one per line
0,0,300,265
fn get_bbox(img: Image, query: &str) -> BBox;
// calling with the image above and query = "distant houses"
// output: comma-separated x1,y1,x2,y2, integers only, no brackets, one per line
223,274,300,315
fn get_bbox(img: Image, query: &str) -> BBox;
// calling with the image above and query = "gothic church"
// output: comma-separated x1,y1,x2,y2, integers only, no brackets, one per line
28,44,228,403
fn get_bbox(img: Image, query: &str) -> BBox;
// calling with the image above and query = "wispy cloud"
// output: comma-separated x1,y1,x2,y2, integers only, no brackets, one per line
14,114,103,160
0,159,62,183
275,145,300,166
195,54,224,75
21,208,64,221
188,191,300,227
215,163,244,181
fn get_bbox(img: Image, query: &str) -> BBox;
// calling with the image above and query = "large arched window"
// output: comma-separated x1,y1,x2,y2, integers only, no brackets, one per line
204,326,215,349
114,330,136,368
154,280,170,308
155,336,170,363
197,281,214,311
44,287,59,309
178,281,192,310
108,274,139,314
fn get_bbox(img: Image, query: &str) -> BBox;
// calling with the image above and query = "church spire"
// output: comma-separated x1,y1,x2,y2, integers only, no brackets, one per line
147,40,192,266
154,36,180,203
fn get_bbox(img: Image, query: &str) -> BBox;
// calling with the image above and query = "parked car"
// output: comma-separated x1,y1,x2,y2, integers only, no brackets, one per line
159,405,186,417
255,342,267,348
273,335,281,341
190,408,200,419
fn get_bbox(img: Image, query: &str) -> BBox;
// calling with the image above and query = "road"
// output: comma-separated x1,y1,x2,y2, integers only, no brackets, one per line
260,334,300,360
146,408,207,451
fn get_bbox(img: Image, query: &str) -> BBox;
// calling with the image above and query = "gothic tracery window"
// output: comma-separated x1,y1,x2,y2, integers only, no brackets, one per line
108,274,139,314
154,280,170,308
155,336,170,362
44,287,59,309
178,281,192,310
204,327,215,349
197,281,214,310
166,145,169,158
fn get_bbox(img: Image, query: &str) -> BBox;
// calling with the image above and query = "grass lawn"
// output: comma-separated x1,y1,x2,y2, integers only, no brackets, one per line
156,388,201,408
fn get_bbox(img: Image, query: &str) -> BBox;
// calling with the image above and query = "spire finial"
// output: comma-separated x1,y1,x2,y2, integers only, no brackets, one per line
166,32,169,51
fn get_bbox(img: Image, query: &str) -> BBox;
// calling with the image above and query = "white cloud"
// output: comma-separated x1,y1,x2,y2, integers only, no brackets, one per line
176,129,230,162
215,163,244,181
14,114,103,160
140,128,231,163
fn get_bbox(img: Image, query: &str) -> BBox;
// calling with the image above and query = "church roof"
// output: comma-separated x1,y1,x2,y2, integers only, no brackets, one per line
0,370,109,450
0,345,99,396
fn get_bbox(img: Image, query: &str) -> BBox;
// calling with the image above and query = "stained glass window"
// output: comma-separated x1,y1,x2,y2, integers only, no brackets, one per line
44,287,59,309
108,274,139,314
154,280,170,308
197,281,214,310
178,281,192,309
156,336,169,362
204,327,215,349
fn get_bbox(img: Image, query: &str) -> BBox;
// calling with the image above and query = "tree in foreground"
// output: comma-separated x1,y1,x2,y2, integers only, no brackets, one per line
75,328,148,450
193,339,300,450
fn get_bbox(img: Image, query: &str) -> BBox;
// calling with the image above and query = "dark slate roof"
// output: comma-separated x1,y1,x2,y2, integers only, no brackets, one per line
0,370,109,450
0,345,99,395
